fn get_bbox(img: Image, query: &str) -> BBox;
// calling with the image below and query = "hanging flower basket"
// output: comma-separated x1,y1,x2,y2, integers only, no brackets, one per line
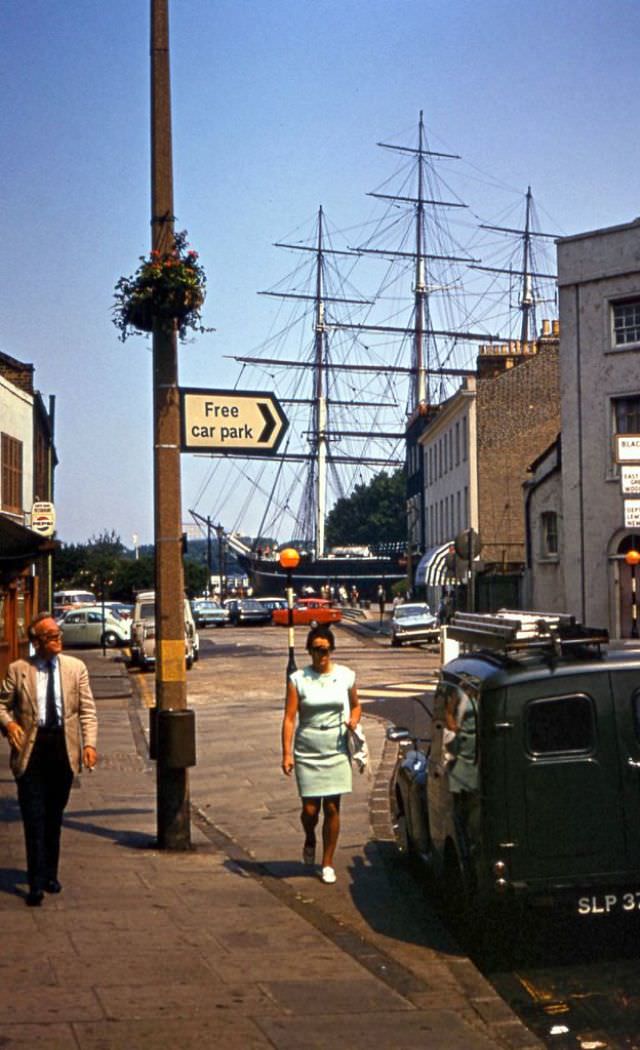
113,230,208,341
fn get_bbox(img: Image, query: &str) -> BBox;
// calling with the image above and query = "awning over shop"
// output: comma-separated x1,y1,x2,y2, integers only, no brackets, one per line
415,541,454,588
0,514,56,576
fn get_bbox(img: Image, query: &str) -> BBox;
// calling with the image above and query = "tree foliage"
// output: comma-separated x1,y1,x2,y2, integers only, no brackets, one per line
53,531,207,601
325,469,406,547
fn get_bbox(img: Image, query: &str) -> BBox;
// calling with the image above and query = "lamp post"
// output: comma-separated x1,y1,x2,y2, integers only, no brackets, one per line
279,547,300,686
625,549,640,639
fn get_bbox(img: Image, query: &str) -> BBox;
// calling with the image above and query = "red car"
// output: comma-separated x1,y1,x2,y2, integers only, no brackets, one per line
272,598,342,627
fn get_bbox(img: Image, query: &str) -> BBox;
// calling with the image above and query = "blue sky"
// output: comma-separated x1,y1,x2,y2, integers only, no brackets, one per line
2,0,640,545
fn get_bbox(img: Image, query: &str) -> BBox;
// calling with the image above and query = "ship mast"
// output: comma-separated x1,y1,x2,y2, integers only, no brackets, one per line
520,186,533,344
474,187,558,342
314,207,328,558
415,111,427,406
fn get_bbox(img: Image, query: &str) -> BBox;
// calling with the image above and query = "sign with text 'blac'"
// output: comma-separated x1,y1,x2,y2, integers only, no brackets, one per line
180,388,288,456
616,434,640,464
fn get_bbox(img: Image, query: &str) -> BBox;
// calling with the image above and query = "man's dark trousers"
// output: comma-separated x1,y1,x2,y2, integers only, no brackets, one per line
16,728,73,893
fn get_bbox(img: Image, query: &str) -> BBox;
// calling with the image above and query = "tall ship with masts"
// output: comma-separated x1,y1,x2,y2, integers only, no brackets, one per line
192,114,557,596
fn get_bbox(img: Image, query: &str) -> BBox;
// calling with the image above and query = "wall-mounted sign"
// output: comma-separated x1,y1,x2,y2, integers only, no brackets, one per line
180,388,288,456
30,501,56,537
621,465,640,495
616,434,640,463
624,499,640,529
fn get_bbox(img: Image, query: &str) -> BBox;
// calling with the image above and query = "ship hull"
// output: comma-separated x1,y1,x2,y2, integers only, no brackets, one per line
237,552,405,598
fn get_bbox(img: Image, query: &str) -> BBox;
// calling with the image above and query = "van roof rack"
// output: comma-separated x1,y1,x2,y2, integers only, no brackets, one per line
447,610,609,655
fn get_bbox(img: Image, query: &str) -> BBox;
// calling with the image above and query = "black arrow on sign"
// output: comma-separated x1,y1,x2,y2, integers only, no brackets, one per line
258,402,277,444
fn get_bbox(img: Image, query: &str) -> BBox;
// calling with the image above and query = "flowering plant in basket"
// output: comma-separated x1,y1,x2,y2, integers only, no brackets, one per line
113,230,208,341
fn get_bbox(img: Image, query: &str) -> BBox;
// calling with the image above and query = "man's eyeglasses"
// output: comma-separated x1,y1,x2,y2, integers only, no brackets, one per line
38,631,62,642
310,645,331,653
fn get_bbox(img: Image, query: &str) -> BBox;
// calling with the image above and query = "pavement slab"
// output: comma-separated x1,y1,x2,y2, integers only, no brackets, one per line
0,650,543,1050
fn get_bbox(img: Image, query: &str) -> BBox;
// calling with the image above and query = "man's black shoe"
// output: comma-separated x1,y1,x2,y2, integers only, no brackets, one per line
45,879,62,894
26,890,44,907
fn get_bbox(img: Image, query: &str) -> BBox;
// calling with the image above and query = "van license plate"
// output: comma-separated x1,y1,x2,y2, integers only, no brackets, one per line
577,892,640,916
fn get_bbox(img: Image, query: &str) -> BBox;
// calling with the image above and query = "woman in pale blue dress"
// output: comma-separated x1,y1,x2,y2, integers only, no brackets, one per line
282,625,361,884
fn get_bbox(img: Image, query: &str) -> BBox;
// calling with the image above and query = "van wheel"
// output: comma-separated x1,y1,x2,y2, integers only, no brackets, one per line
186,654,194,670
102,631,119,648
391,636,401,647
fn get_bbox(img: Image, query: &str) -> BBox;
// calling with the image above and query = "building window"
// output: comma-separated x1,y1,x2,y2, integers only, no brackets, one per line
1,433,23,514
455,421,460,466
613,299,640,347
614,395,640,434
462,416,468,461
541,511,558,556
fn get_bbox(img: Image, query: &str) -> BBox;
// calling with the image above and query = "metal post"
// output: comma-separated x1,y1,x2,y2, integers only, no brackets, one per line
286,569,297,684
101,580,106,658
467,529,475,613
206,516,213,595
632,562,638,639
151,0,191,850
279,548,300,690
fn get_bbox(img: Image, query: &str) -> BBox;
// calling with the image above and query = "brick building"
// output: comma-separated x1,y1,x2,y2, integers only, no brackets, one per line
415,321,560,609
0,350,57,677
476,322,560,569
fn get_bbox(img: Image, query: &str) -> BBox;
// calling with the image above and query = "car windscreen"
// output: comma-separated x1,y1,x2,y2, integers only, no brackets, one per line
140,604,155,619
241,600,263,610
396,604,430,618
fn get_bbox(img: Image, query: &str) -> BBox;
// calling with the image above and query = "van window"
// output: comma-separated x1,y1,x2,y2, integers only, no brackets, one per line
526,695,594,755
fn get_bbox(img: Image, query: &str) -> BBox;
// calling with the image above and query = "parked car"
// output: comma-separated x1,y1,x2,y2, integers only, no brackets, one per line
254,596,288,614
388,610,640,933
58,606,131,648
223,598,272,626
272,598,342,627
103,601,134,621
130,590,199,670
192,599,229,628
389,602,439,646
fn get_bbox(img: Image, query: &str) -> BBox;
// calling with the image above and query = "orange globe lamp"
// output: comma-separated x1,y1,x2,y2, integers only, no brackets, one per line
279,547,300,570
625,550,640,566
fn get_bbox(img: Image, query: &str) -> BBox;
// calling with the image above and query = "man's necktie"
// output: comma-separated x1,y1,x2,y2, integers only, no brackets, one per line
45,662,58,728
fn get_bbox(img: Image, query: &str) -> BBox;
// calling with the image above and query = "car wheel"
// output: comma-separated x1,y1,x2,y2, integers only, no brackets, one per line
391,635,401,647
392,796,413,856
103,631,119,648
186,654,194,670
215,622,225,628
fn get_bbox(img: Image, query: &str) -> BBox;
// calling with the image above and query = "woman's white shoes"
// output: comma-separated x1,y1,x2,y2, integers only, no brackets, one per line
321,866,337,884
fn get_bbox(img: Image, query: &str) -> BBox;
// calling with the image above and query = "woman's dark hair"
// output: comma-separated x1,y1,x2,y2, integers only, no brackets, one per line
306,624,336,652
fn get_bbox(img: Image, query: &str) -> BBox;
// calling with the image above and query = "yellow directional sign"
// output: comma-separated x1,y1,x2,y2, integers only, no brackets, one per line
180,388,289,455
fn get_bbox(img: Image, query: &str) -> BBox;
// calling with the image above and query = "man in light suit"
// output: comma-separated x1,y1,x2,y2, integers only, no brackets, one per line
0,612,98,906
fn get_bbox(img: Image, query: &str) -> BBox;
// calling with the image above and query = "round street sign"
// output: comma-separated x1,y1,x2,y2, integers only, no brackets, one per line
30,501,56,537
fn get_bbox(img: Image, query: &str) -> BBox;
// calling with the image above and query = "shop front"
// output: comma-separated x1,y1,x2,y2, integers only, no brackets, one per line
0,515,55,679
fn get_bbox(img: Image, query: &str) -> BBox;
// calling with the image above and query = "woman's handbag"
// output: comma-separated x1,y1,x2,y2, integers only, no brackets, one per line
347,724,369,773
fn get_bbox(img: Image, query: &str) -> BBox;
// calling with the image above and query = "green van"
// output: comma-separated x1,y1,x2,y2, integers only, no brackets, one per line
388,611,640,921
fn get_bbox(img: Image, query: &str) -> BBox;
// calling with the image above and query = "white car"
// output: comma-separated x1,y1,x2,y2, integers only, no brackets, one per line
58,606,131,648
131,591,199,671
390,603,439,647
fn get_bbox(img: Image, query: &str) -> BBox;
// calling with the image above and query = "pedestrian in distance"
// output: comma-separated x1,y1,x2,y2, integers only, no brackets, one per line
0,612,98,906
281,625,361,884
377,583,386,624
